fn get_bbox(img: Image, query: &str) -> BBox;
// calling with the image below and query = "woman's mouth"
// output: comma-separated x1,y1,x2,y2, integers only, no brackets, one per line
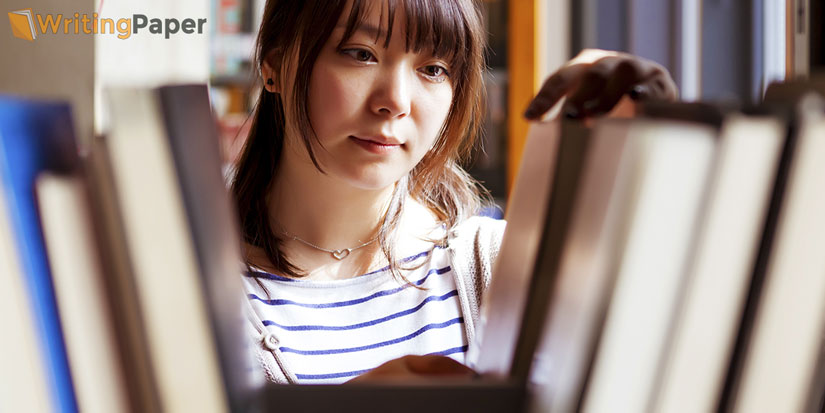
349,136,403,155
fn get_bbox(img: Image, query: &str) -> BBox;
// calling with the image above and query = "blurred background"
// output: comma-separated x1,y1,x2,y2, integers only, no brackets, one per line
0,0,822,205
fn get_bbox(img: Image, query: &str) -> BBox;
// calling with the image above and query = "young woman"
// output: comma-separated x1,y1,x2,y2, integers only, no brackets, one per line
234,0,677,384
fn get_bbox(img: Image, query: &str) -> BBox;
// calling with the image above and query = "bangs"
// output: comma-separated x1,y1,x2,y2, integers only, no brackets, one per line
338,0,471,70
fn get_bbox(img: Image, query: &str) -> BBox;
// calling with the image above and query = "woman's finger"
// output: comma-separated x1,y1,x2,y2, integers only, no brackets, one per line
404,355,476,376
573,58,647,117
345,355,476,383
523,64,589,120
524,52,678,120
562,56,632,117
629,71,679,101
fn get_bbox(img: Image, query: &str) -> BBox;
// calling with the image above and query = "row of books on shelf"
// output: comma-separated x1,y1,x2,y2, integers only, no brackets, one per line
0,85,256,413
470,79,825,412
2,78,825,413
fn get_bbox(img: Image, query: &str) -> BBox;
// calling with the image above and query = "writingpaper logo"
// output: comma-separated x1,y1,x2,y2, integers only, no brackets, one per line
8,9,37,41
8,10,207,40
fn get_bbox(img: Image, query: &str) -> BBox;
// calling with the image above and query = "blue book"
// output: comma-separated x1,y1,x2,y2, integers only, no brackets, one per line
0,96,79,413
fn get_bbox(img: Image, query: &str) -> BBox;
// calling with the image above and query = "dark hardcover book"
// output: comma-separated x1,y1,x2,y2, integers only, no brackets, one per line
157,84,257,411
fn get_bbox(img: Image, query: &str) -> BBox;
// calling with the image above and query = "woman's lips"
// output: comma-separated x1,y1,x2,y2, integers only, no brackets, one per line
349,136,402,155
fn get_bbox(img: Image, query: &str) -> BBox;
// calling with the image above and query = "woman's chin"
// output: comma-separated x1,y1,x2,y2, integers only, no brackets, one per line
338,170,404,192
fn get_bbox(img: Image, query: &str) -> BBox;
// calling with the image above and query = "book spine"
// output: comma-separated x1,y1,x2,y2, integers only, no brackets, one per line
0,102,79,412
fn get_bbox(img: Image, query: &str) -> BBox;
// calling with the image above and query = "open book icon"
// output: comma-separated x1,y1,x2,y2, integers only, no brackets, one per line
8,9,37,41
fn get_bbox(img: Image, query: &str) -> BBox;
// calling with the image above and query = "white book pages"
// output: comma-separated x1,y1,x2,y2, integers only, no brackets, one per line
734,98,825,413
528,120,634,413
0,170,52,413
471,121,560,377
581,120,716,413
86,134,160,411
653,115,785,412
36,174,130,413
106,88,227,413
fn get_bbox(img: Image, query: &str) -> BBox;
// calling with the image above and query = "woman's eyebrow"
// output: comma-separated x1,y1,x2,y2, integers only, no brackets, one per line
335,23,387,40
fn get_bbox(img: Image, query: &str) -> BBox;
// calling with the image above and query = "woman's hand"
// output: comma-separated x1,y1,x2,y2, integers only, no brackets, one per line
346,355,476,384
524,49,679,120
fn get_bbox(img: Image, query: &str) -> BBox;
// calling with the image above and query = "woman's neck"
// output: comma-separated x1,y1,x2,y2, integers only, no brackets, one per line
257,144,441,281
268,154,394,254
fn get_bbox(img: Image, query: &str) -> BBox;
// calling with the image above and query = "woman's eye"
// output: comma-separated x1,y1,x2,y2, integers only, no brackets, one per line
421,65,450,81
341,48,376,63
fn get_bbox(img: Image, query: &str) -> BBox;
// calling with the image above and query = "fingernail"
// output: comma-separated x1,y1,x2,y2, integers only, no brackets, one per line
630,85,646,100
564,108,580,119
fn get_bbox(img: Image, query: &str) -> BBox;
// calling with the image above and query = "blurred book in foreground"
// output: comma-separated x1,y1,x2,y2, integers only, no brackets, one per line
730,89,825,413
0,142,52,413
653,108,787,412
102,84,255,412
473,85,825,413
36,172,130,413
0,98,79,413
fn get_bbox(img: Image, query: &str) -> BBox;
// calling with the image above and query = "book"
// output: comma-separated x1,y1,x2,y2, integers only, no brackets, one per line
580,116,717,412
718,83,823,412
652,111,786,412
35,173,130,413
0,97,79,413
527,119,635,412
469,120,561,377
156,84,255,408
0,163,52,413
731,93,825,412
506,120,593,382
84,134,161,412
104,84,252,412
8,8,37,41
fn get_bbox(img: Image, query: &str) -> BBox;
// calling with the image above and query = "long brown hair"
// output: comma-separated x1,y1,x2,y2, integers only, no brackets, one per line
232,0,490,280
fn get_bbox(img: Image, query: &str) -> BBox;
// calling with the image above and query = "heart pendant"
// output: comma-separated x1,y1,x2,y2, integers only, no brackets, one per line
332,249,351,260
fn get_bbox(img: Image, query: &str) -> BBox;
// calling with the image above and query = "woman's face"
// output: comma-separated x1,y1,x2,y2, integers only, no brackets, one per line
288,3,454,190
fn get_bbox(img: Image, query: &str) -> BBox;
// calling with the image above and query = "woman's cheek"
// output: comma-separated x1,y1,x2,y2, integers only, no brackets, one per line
424,91,453,145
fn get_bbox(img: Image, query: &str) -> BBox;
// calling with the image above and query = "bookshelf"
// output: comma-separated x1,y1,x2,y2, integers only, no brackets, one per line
208,0,262,167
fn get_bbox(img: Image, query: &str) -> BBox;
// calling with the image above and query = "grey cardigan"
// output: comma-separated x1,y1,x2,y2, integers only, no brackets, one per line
245,216,507,384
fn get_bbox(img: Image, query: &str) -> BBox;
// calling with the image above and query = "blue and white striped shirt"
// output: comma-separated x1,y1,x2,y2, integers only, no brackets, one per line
242,245,467,384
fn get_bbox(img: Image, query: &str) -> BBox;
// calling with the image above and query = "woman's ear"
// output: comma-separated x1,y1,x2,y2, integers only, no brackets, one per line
261,58,279,94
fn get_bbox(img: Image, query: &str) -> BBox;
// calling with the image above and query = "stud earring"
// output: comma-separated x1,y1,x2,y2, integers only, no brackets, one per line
266,78,274,86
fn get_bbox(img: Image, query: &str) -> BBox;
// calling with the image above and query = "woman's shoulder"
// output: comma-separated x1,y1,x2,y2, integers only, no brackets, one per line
447,215,507,279
445,215,507,332
450,215,507,248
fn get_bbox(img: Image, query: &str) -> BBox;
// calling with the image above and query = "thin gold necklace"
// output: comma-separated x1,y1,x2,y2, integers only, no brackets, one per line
282,230,379,260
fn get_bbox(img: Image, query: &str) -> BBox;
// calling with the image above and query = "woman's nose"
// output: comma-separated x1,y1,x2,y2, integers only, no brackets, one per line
370,66,411,119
